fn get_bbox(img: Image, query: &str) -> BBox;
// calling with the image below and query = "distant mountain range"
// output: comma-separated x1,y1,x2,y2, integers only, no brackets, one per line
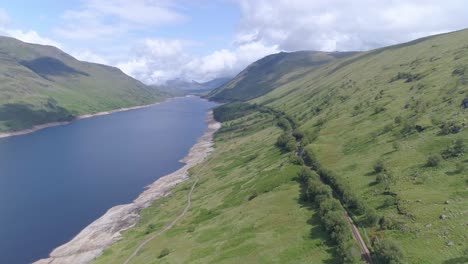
0,36,168,133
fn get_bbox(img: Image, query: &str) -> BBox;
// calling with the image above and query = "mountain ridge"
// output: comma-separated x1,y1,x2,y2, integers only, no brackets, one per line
0,36,168,132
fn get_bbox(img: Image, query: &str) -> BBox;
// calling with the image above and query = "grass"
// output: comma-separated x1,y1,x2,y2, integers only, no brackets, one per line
98,29,468,263
94,112,338,264
251,29,468,263
0,36,168,132
207,51,357,102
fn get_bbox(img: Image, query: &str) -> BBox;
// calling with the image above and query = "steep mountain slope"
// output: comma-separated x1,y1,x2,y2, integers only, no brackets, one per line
207,51,358,102
95,30,468,264
251,29,468,263
0,36,167,132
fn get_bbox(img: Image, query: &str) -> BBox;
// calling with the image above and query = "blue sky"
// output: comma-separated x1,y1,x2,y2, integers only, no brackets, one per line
1,0,468,84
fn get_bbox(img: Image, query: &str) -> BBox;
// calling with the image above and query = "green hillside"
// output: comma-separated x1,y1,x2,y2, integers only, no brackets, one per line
0,36,168,132
207,51,358,102
96,29,468,264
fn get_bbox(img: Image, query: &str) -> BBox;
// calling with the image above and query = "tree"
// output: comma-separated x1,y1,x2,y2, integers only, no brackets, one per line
375,240,405,264
363,208,380,227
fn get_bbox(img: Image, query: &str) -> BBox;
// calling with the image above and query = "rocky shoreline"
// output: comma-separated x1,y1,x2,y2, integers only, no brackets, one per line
34,110,221,264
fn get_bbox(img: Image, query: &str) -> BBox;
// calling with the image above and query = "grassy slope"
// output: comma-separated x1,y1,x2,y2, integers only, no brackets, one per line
95,111,338,264
0,36,167,132
207,51,358,102
253,29,468,263
96,30,467,264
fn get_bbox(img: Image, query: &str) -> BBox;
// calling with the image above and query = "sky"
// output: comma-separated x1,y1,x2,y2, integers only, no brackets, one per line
1,0,468,84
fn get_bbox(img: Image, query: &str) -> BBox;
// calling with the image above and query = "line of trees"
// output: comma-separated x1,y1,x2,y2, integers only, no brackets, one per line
298,167,362,263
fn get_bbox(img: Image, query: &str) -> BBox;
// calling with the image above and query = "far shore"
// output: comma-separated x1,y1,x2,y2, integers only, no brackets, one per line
0,100,168,139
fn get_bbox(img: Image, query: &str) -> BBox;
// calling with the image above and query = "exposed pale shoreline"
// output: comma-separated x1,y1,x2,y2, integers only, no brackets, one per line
34,109,221,264
0,101,164,139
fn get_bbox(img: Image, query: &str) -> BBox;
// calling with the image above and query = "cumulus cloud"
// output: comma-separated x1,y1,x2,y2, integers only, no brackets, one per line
1,29,62,47
117,38,279,84
116,0,468,84
236,0,468,51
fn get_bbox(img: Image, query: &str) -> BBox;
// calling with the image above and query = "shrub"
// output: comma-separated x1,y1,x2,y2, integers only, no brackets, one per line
442,139,465,159
379,216,401,230
439,121,462,135
399,122,415,137
277,117,292,131
292,130,304,140
426,154,442,167
297,167,314,184
158,248,170,258
339,241,362,264
362,208,380,227
289,154,304,165
373,160,386,173
394,116,402,125
374,240,405,264
276,132,297,152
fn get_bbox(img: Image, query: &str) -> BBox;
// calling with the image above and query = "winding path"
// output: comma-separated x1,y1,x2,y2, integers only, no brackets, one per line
122,153,214,264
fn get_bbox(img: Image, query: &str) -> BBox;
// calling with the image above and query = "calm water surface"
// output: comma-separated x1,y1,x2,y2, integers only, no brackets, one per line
0,97,216,264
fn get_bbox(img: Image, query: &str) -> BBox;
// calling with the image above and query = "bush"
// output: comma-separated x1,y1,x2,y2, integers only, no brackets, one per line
297,167,314,184
394,116,402,125
379,216,402,230
289,154,304,165
426,154,442,167
158,248,170,258
374,240,405,264
439,121,462,135
339,240,363,264
276,132,297,152
362,208,380,227
373,160,386,173
277,117,292,131
442,139,465,159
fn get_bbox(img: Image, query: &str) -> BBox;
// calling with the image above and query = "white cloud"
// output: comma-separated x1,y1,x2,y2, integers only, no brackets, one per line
236,0,468,51
56,0,185,40
1,28,61,47
117,38,279,84
69,49,109,64
119,0,468,84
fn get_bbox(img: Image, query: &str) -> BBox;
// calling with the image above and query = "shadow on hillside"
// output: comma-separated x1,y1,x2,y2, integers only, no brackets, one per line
0,102,74,131
445,170,462,176
20,57,89,80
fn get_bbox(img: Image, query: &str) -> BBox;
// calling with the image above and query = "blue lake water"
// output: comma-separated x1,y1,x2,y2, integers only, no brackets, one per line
0,96,216,264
